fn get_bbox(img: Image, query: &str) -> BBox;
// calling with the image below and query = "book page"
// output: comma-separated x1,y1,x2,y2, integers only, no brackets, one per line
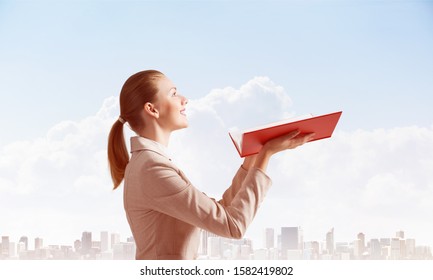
228,131,243,153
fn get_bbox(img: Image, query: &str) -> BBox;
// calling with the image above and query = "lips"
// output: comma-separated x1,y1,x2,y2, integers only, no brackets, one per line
180,109,186,116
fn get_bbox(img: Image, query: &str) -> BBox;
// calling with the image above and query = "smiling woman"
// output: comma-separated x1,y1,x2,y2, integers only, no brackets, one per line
107,70,314,260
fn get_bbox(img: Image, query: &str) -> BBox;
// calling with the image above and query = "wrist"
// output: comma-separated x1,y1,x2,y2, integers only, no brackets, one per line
261,143,277,157
253,148,273,172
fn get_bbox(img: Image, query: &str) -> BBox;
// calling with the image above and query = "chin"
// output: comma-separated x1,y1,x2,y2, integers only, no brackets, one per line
174,122,188,131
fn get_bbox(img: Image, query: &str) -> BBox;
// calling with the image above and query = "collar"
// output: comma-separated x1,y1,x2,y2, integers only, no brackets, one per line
130,136,172,160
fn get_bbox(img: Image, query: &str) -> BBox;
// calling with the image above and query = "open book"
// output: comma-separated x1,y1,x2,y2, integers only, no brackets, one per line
229,111,342,157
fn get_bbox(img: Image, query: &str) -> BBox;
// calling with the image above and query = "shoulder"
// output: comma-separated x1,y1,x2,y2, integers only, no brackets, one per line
129,148,174,173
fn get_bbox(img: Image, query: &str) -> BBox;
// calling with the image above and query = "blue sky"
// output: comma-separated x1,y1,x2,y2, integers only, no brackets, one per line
1,0,433,250
1,0,432,145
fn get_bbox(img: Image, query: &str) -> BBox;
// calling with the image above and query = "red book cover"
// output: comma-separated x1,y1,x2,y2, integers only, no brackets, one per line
229,111,343,157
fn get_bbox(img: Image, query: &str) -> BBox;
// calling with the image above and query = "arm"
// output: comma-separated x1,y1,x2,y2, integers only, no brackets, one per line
219,154,258,206
140,158,271,239
220,130,313,206
133,131,313,239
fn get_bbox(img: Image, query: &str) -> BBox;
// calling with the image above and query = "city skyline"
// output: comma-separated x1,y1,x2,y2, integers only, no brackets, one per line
1,226,431,260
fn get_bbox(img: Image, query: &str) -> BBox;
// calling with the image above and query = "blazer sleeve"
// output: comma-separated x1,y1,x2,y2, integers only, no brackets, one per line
140,156,272,239
219,165,248,207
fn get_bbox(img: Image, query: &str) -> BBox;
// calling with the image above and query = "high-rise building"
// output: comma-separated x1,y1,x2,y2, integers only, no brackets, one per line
111,233,120,249
207,236,221,259
396,230,405,239
356,232,365,257
304,241,320,260
240,244,251,259
198,230,218,256
281,227,300,259
406,239,416,258
17,242,26,256
1,236,10,257
370,238,382,260
19,236,28,251
100,231,109,252
113,242,135,260
400,239,407,259
326,228,334,255
35,237,43,250
81,232,92,253
380,238,391,247
74,240,82,252
264,228,274,249
9,242,16,258
390,238,401,259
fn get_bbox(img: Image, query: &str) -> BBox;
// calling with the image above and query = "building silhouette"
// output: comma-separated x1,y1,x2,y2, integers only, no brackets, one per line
0,228,432,260
100,231,109,253
326,228,334,256
19,236,28,251
264,228,274,249
34,237,43,250
281,227,300,259
81,232,92,254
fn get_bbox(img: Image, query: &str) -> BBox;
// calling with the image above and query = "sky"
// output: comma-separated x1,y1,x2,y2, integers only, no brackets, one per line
1,0,433,251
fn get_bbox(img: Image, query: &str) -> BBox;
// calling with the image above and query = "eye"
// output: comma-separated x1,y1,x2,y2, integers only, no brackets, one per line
171,91,177,97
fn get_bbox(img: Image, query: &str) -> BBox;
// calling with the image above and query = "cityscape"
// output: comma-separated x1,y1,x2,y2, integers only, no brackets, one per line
1,227,432,260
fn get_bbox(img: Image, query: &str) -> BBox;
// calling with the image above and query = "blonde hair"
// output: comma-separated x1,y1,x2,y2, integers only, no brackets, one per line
107,70,164,189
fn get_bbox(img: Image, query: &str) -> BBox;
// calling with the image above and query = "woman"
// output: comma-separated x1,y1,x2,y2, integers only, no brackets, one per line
107,70,314,260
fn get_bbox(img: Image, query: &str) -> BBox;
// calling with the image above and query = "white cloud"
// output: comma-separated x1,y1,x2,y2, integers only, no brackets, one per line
1,76,433,249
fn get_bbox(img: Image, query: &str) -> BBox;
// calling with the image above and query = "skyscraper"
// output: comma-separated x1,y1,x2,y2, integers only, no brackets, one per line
390,238,401,259
81,231,92,253
100,231,109,252
19,236,28,251
356,232,365,257
1,236,10,257
35,237,43,250
326,228,334,255
396,230,405,239
264,228,274,249
281,227,299,259
406,238,416,258
370,238,382,260
111,233,120,249
208,236,221,259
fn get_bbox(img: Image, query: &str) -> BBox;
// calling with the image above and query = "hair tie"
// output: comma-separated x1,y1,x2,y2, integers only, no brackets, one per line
118,116,126,124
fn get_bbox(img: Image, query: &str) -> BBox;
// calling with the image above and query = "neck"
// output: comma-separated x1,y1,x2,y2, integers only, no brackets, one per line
138,126,171,147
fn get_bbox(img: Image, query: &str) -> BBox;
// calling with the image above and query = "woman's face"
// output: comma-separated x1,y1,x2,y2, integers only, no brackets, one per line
153,76,189,132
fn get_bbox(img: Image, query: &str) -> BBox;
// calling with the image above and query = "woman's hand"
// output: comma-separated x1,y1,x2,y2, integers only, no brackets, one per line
262,130,315,155
253,130,315,172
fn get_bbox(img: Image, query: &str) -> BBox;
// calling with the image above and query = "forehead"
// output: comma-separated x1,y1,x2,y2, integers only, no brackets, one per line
156,76,176,93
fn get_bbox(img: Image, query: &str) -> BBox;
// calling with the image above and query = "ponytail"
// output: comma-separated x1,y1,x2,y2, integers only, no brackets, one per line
108,118,129,189
108,70,164,190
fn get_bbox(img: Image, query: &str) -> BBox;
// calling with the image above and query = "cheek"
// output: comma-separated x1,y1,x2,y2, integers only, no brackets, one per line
161,101,178,118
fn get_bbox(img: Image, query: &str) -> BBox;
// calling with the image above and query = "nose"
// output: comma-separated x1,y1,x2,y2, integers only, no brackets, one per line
181,95,188,105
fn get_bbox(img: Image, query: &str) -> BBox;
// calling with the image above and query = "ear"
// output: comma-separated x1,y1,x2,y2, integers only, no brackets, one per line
143,102,159,118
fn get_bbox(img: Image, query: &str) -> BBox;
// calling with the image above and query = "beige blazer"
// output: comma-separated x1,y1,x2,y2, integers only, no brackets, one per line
123,136,272,260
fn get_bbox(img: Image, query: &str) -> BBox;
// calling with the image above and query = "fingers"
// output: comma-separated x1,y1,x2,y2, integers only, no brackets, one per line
288,132,316,148
299,132,316,145
287,129,301,139
262,131,316,155
304,132,316,142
